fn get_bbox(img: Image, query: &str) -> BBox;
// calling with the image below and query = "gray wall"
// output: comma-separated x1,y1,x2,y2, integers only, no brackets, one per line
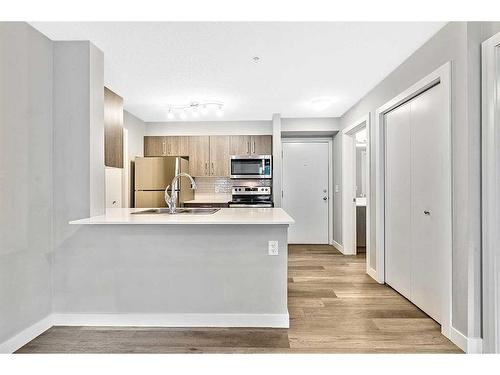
123,110,145,206
338,21,500,338
52,41,105,312
0,22,53,343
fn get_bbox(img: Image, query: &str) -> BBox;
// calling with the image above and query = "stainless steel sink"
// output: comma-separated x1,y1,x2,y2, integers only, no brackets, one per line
131,208,220,215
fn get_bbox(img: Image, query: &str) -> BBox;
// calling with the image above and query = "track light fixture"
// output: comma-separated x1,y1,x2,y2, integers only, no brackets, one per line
166,101,224,120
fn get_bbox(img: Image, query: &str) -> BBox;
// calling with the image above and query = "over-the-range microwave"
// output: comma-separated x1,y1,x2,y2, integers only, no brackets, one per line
230,155,272,179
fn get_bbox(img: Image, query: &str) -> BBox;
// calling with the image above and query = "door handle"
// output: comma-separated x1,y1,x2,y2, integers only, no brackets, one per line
424,210,430,215
323,197,328,201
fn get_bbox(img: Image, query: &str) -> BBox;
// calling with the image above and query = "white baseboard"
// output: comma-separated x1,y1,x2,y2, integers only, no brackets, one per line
449,326,483,353
332,240,344,253
51,312,290,329
0,315,53,354
366,267,378,282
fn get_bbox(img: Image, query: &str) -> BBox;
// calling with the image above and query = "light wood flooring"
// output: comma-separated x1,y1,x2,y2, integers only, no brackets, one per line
16,245,461,353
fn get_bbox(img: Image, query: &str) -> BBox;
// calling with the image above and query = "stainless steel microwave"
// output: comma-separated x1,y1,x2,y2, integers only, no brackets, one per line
230,155,272,179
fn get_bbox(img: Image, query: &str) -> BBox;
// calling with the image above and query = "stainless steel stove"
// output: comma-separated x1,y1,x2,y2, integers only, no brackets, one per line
229,186,273,208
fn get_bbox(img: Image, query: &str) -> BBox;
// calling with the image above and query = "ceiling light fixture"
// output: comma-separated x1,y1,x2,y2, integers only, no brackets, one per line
166,101,224,120
310,97,335,111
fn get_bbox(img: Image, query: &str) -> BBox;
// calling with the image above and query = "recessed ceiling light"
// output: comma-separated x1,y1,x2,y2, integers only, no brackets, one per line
252,56,260,63
310,97,335,111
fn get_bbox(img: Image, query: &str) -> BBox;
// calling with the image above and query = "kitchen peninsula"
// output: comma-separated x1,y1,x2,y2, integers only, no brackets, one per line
62,208,294,328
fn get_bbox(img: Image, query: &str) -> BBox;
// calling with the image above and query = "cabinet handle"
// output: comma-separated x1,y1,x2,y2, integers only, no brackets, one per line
205,162,208,175
253,141,256,154
162,141,166,155
211,162,215,175
247,141,250,154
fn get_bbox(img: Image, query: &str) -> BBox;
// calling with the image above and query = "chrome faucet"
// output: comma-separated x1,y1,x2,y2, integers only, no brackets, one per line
165,173,197,213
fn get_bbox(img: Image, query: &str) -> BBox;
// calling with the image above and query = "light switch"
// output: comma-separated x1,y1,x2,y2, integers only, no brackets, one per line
268,241,279,256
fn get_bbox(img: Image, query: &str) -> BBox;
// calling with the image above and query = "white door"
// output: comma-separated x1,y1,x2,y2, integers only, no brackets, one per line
384,83,450,325
409,84,450,323
385,101,412,300
282,141,330,244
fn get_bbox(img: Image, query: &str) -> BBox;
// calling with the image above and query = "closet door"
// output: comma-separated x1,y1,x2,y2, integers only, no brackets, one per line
384,102,412,299
410,83,450,324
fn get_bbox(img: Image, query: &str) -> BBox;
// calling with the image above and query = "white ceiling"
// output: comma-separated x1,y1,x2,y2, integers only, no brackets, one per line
31,22,445,122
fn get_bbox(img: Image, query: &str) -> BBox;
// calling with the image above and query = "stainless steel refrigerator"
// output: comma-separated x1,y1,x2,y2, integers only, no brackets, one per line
134,156,193,208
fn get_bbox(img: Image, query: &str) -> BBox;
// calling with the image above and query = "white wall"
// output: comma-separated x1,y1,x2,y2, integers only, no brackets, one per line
332,133,342,245
52,40,105,312
0,22,53,344
338,21,500,339
281,117,341,135
146,120,272,135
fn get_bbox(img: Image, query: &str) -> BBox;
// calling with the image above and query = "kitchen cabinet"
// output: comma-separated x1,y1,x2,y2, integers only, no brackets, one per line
209,136,230,176
252,135,272,155
229,135,251,155
188,136,230,177
229,135,272,155
144,136,166,156
104,87,124,168
144,136,189,156
188,136,211,176
168,136,189,156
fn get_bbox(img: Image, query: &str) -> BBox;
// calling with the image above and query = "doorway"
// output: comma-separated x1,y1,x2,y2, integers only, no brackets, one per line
340,115,373,275
282,139,332,244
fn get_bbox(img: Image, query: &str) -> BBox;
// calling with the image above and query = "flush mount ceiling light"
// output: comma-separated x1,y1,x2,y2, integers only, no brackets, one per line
166,101,224,120
252,56,261,63
310,97,335,111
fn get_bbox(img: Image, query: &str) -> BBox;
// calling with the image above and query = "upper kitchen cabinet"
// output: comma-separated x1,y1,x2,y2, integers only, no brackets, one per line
209,136,230,176
144,136,190,156
229,135,272,155
104,87,124,168
144,136,166,156
188,136,211,176
252,135,272,155
167,136,189,156
229,135,252,155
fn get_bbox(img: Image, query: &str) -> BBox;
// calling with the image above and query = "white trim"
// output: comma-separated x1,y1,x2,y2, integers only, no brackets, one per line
374,62,453,336
281,137,333,245
366,267,378,282
341,114,371,260
482,31,500,354
0,315,53,354
449,326,483,354
51,313,289,329
332,240,344,253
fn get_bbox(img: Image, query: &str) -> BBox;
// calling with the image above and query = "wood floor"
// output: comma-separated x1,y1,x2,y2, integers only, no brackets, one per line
16,245,461,353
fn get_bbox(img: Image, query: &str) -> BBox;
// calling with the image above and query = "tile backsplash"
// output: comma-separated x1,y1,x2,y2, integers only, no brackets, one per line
193,177,272,201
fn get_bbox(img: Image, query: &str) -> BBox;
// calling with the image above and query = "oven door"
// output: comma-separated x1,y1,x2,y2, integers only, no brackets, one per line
230,155,272,179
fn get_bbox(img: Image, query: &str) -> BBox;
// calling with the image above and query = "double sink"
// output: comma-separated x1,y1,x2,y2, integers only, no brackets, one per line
132,208,220,215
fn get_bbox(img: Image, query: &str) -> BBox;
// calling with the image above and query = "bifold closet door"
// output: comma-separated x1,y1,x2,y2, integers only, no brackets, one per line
385,101,412,300
409,84,450,324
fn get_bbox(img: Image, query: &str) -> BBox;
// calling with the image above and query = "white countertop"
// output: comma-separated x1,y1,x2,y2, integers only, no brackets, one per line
69,208,294,225
184,198,230,204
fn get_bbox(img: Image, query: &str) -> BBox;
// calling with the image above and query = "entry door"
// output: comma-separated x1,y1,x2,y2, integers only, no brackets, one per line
282,141,330,244
384,83,450,324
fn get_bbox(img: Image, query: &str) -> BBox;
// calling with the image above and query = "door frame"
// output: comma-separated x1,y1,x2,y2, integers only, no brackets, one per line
374,62,452,338
482,31,500,354
281,138,333,244
340,115,372,273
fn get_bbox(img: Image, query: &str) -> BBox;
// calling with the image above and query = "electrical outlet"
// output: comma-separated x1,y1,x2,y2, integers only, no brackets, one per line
268,240,279,256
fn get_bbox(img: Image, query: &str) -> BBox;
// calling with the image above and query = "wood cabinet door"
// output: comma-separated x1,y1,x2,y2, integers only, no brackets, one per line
167,136,189,156
144,136,166,156
251,135,272,155
104,87,124,168
188,136,210,176
229,135,251,155
209,136,230,176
